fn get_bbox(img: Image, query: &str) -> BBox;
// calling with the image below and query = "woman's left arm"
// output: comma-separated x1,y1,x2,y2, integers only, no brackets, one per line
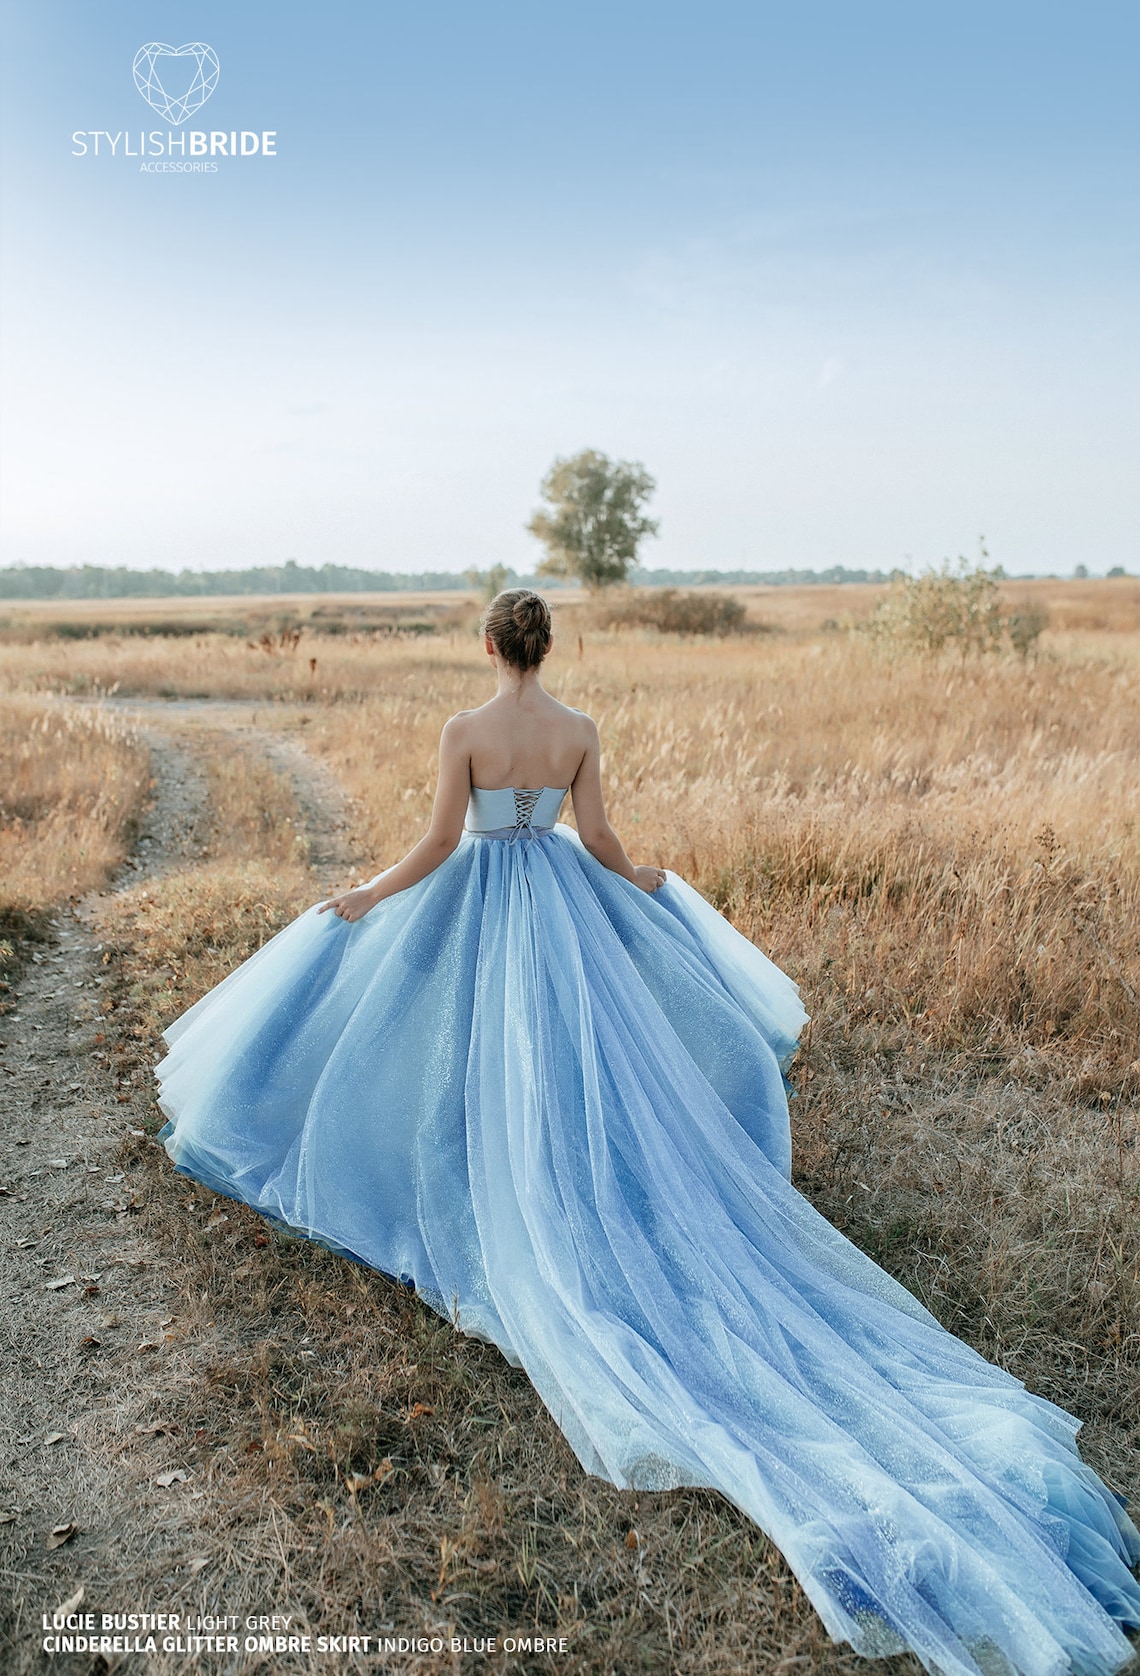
318,717,471,921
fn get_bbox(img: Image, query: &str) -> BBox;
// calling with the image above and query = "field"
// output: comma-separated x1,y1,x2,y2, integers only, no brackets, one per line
0,579,1137,1675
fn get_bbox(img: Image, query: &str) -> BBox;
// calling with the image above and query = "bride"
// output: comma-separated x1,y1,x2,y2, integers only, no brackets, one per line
156,589,1140,1676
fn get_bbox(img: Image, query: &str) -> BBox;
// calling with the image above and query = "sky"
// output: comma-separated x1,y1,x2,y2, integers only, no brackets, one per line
0,1,1136,578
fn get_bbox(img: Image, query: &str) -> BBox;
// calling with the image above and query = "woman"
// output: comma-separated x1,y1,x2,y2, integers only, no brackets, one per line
156,589,1140,1676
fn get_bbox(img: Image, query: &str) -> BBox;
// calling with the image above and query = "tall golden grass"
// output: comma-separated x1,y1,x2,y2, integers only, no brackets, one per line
0,693,148,919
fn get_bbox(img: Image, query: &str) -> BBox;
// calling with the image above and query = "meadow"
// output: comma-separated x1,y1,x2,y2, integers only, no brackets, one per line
0,579,1137,1674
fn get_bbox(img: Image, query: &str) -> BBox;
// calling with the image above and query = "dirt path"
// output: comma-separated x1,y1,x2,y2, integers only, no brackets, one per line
0,706,357,1671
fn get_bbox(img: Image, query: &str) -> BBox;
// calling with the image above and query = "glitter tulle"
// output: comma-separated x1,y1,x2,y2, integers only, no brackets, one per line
155,813,1140,1676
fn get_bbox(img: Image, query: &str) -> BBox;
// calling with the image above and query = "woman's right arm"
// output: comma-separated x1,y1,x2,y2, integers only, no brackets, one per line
570,718,666,893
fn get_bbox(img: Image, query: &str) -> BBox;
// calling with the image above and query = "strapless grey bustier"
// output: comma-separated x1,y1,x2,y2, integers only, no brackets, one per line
465,786,568,837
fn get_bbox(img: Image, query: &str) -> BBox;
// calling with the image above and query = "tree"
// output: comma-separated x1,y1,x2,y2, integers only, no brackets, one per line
526,449,659,590
464,562,512,602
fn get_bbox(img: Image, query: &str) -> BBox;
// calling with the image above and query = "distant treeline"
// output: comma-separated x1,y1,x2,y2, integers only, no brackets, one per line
0,561,486,600
0,560,902,601
628,566,897,587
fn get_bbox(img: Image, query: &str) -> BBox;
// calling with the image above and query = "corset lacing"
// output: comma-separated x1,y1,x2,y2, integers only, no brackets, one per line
468,788,555,843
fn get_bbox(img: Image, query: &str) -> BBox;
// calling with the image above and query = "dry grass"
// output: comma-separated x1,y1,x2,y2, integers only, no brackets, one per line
2,602,1138,1672
0,578,1136,705
0,695,148,916
0,589,475,644
0,692,149,1018
2,575,1137,646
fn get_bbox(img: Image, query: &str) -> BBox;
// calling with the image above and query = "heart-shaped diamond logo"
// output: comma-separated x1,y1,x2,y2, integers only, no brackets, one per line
133,43,220,126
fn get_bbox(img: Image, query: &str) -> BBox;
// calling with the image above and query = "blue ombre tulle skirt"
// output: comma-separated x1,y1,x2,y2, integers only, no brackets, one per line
155,822,1140,1676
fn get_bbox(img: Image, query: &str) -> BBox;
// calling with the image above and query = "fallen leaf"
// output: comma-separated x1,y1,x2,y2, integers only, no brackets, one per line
187,1557,209,1574
345,1473,372,1495
136,1340,160,1353
46,1276,77,1291
135,1421,180,1436
407,1403,435,1420
625,1528,641,1550
155,1470,189,1488
54,1586,84,1615
48,1158,70,1169
0,1512,18,1525
82,1284,101,1297
44,1433,68,1447
45,1522,77,1550
78,1336,102,1351
467,1557,497,1574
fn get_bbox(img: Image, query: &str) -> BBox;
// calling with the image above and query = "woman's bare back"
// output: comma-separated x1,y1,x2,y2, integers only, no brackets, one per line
454,688,593,791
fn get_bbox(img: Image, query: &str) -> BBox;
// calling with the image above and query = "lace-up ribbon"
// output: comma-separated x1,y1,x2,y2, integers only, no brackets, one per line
468,788,553,843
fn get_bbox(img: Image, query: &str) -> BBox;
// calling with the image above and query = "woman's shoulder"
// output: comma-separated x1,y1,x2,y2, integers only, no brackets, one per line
441,703,488,731
437,708,484,756
552,705,599,755
552,699,596,729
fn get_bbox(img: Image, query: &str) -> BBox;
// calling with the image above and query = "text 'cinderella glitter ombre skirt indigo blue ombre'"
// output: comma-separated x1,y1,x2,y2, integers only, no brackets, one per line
155,808,1140,1676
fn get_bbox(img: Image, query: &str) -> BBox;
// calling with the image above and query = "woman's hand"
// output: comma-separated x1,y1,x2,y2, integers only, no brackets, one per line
633,865,667,894
318,884,379,922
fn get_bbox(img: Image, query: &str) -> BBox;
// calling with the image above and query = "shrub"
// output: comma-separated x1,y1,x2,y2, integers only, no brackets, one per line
595,587,748,637
863,561,1048,659
1006,600,1051,659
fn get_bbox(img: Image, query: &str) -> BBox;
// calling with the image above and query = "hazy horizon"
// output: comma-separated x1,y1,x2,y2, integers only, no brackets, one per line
1,3,1137,580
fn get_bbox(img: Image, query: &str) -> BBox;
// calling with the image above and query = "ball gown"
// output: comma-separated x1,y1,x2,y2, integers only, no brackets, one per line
154,785,1140,1676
